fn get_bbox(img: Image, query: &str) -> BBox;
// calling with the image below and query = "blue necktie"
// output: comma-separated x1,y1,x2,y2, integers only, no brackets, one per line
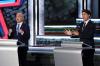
16,24,20,35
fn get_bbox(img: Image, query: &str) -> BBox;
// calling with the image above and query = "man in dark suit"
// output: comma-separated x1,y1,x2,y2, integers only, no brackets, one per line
64,9,95,66
78,9,95,66
9,12,30,66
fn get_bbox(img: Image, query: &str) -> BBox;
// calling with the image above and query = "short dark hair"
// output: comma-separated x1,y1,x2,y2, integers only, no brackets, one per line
82,9,91,16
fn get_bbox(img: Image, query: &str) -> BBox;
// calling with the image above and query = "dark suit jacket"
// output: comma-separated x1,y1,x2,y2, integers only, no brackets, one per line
77,20,96,48
9,22,30,45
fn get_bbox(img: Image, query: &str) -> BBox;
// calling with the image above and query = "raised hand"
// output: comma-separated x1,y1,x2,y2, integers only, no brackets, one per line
64,29,72,36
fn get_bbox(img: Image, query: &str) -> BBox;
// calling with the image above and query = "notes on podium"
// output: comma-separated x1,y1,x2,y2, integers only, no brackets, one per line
0,39,19,66
54,41,83,66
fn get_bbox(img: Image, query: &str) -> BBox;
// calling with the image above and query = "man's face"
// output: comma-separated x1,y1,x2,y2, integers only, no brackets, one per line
82,12,90,21
16,13,24,23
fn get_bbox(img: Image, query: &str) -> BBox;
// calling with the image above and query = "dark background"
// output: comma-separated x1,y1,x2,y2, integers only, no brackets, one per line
44,0,78,25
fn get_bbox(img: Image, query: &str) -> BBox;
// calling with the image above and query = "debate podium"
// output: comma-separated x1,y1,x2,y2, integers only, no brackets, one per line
54,42,83,66
0,39,18,66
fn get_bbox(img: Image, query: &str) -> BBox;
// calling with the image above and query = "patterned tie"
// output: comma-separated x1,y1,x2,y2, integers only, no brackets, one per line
16,24,20,35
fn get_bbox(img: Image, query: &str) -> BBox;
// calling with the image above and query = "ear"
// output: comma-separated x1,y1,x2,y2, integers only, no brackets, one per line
89,15,91,17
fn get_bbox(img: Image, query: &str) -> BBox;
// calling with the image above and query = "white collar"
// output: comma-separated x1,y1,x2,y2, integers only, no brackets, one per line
84,19,89,25
17,22,23,25
17,22,23,28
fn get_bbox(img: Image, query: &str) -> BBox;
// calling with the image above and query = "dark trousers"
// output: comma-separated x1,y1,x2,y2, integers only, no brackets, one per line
82,48,95,66
18,46,28,66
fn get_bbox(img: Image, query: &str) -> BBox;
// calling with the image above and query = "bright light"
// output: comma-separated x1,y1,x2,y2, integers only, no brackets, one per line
0,0,15,4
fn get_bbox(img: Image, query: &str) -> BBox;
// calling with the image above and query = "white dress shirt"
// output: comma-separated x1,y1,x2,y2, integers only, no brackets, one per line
84,19,89,26
16,22,23,35
16,22,23,30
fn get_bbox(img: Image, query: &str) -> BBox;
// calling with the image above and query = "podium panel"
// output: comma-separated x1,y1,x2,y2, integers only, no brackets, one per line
0,39,19,66
54,48,82,66
54,42,83,66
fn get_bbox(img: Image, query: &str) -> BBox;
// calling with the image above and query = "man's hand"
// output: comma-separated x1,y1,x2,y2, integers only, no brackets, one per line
19,29,24,35
9,29,12,36
64,29,72,36
72,31,79,36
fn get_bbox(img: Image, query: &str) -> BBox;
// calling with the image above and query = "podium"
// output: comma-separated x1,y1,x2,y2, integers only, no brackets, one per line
0,39,19,66
54,42,83,66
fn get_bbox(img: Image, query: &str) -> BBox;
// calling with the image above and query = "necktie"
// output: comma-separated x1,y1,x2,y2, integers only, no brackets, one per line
82,23,86,31
16,24,20,35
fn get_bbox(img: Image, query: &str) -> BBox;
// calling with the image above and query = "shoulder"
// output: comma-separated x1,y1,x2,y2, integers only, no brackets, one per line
88,20,96,28
78,22,83,26
22,22,29,26
22,22,30,29
89,20,95,24
76,22,83,29
88,20,95,26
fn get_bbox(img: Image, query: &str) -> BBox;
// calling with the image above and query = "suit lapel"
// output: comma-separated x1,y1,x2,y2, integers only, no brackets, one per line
20,22,24,29
82,20,91,31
